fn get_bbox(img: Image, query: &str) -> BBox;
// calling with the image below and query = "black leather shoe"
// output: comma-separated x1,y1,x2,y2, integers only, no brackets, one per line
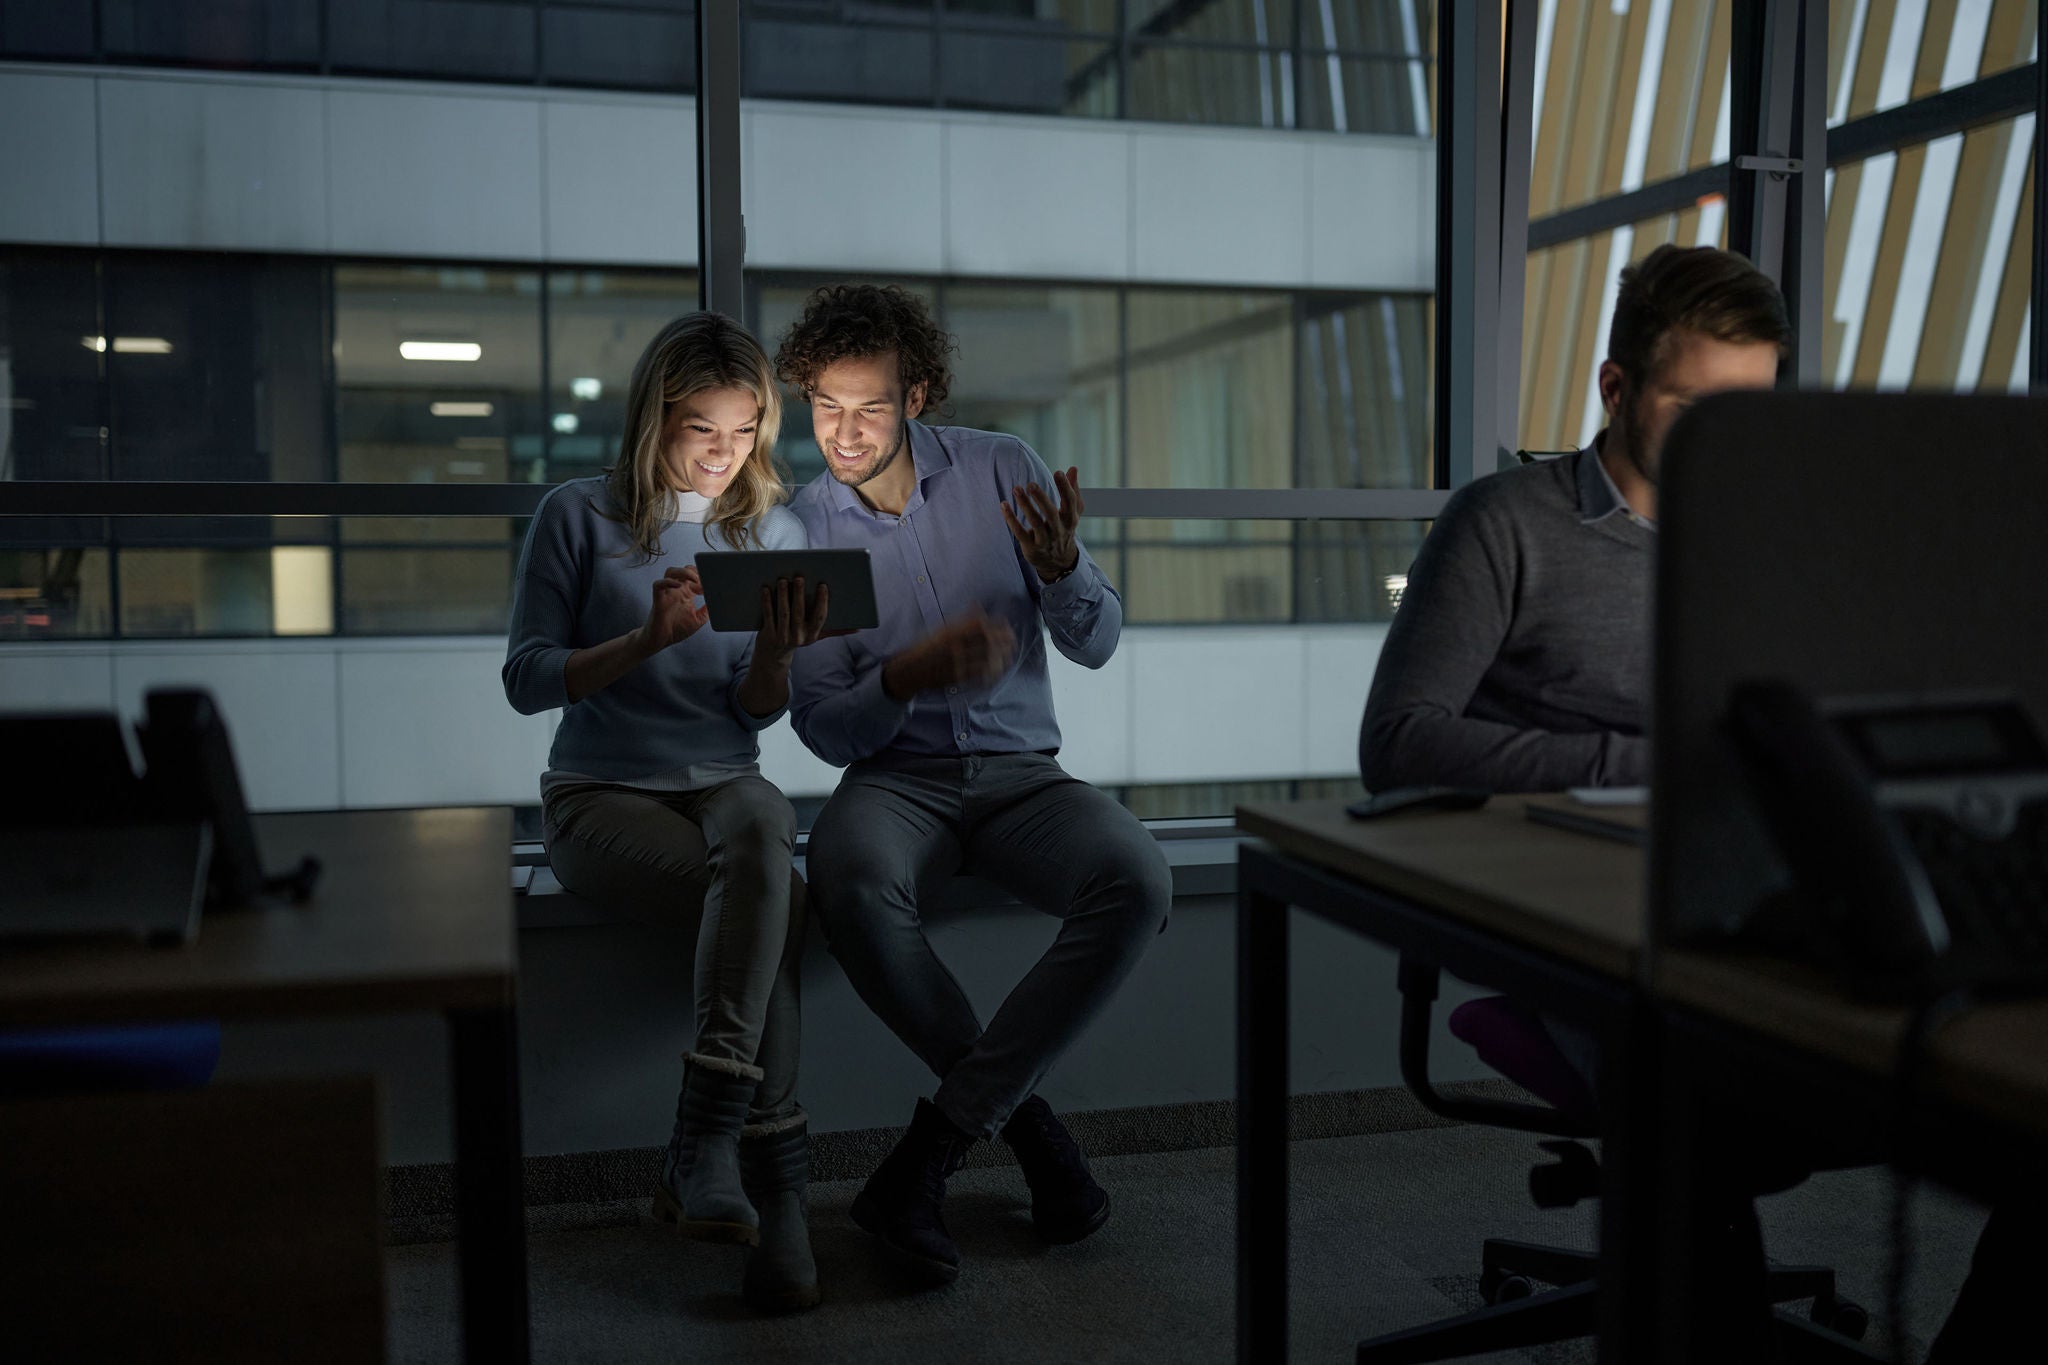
849,1098,974,1286
1000,1094,1110,1244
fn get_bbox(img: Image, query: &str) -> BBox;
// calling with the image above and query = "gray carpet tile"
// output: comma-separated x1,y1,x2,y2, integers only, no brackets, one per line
386,1123,1988,1364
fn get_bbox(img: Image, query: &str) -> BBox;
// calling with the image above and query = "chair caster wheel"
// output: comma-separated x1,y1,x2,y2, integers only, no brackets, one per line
1481,1271,1536,1305
1811,1295,1870,1341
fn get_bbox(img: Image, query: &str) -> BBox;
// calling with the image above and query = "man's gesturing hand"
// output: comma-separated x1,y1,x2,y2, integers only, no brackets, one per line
1003,466,1085,583
638,565,709,655
882,612,1017,701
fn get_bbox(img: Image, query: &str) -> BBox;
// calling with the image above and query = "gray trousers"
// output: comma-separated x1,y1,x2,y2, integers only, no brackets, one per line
805,753,1172,1140
543,774,805,1126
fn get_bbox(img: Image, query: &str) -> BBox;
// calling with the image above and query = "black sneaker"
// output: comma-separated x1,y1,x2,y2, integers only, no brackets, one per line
1000,1094,1110,1244
849,1097,974,1286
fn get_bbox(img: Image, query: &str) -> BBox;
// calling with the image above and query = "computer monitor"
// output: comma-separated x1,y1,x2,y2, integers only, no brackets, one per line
1648,390,2048,950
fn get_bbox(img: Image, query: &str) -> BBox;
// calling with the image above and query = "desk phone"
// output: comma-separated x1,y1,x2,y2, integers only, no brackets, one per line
1728,680,2048,998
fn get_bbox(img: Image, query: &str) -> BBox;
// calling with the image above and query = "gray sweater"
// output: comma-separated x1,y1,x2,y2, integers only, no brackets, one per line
1358,448,1654,793
502,477,806,781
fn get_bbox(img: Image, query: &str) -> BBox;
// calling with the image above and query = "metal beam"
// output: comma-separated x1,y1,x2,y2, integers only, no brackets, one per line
2035,1,2047,390
1778,0,1827,385
0,482,1453,523
1497,0,1540,466
1727,0,1803,285
1433,0,1503,489
697,0,744,319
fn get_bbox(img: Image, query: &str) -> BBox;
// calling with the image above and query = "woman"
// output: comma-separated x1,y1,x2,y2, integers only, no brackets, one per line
502,312,831,1313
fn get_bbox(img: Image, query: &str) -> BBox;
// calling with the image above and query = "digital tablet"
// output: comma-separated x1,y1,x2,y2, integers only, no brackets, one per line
695,549,879,633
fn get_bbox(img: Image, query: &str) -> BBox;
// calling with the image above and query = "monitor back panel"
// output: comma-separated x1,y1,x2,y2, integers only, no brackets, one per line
1650,391,2048,948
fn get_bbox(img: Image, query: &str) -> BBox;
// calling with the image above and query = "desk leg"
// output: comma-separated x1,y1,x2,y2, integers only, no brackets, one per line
1237,880,1288,1365
449,1005,531,1365
1594,999,1659,1365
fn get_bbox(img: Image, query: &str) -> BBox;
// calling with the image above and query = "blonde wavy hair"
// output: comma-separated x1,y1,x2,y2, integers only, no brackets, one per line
605,312,786,561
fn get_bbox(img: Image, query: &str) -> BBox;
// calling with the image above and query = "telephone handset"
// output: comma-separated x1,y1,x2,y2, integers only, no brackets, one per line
1726,679,2048,999
136,688,321,909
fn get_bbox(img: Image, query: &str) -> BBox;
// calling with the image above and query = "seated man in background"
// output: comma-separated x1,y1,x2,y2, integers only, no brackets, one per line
1359,242,1786,795
777,284,1171,1287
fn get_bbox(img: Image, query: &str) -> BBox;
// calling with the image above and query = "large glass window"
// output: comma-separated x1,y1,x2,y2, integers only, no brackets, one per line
943,284,1121,488
545,268,700,484
1828,0,2038,127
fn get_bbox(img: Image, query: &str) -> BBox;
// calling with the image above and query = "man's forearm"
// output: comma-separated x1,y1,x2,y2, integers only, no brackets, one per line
1361,707,1645,793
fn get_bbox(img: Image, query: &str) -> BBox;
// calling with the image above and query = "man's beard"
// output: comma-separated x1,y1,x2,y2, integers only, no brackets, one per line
826,419,907,489
1610,388,1657,487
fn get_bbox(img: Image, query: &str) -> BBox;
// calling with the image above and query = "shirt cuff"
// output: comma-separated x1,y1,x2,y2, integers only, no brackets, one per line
732,688,787,732
1038,554,1103,612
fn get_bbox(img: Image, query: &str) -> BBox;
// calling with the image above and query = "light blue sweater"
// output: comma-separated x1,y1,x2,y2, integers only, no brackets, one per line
502,477,807,782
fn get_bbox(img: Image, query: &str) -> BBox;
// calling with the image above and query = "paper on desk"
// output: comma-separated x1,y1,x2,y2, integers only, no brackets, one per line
1566,786,1649,806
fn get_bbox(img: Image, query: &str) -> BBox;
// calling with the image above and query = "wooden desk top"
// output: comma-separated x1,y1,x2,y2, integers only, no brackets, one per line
1656,949,2048,1140
0,807,516,1028
1235,798,1645,979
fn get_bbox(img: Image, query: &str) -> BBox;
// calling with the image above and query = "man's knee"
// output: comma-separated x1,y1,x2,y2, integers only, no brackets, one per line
1085,839,1173,942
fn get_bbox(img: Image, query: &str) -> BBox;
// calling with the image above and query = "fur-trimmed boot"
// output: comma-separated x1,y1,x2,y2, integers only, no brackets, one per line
738,1114,822,1313
653,1052,762,1245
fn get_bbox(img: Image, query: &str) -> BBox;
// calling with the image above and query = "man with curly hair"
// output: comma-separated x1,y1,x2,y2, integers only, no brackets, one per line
777,283,1170,1287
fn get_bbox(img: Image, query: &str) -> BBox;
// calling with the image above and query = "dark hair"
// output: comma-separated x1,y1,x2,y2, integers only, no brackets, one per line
774,283,955,415
1607,245,1790,387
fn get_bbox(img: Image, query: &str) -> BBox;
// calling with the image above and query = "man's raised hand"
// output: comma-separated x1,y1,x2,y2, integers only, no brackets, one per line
1003,466,1085,583
883,612,1017,700
754,575,851,666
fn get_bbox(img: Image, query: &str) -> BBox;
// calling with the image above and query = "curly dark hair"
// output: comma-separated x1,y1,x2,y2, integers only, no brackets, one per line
774,283,954,415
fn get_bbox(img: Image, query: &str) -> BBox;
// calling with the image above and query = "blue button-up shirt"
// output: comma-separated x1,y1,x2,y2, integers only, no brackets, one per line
787,421,1122,767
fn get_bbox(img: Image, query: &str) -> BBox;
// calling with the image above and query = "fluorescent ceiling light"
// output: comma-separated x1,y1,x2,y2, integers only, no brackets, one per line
570,376,603,401
552,413,580,434
400,341,482,362
430,401,494,418
80,336,174,354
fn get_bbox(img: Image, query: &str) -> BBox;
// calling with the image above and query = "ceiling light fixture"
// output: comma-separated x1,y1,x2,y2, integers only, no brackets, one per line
570,377,603,401
80,336,175,354
400,341,483,362
430,401,495,418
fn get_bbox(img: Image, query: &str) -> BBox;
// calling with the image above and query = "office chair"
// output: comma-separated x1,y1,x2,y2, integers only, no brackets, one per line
1353,957,1873,1364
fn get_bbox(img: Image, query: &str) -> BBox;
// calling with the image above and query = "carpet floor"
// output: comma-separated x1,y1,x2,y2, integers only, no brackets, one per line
387,1123,1986,1364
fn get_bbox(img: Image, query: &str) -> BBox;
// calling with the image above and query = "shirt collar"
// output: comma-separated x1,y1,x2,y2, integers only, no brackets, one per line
825,419,953,516
1576,434,1655,530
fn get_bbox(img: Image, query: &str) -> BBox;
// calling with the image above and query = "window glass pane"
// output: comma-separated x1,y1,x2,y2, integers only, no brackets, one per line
1127,43,1294,126
1113,517,1421,623
98,1,323,67
0,1,97,59
545,268,699,484
0,546,112,639
1299,0,1435,135
544,0,697,91
1822,115,2037,391
1827,0,2039,127
339,517,517,635
743,17,935,105
326,0,538,82
939,32,1118,116
0,249,104,483
944,285,1121,488
105,254,331,483
1299,293,1433,488
1126,289,1292,489
1529,0,1731,219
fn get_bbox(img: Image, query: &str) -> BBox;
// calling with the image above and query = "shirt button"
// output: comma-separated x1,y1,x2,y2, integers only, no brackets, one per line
957,732,969,743
917,575,926,583
947,686,958,695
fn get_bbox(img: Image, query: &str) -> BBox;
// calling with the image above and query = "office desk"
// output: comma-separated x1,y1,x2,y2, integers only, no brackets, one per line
0,806,528,1364
1234,798,1652,1364
1647,949,2048,1362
